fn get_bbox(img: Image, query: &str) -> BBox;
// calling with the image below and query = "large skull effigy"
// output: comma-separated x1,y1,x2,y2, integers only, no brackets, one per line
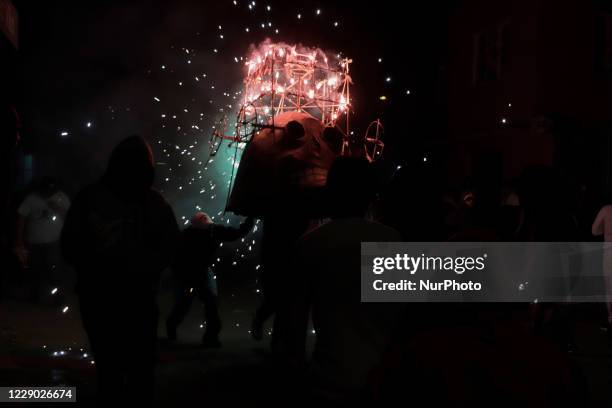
226,111,342,216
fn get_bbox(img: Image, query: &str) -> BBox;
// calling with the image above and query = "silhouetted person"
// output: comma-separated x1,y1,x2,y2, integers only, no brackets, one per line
15,177,70,303
251,121,320,347
516,165,579,350
166,211,254,347
370,165,584,407
61,135,179,404
286,157,402,402
251,213,311,346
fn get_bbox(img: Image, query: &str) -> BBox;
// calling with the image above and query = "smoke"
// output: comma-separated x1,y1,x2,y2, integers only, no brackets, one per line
246,38,344,69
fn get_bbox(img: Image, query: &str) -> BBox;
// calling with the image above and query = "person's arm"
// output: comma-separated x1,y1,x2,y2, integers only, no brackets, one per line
212,216,255,242
593,207,606,236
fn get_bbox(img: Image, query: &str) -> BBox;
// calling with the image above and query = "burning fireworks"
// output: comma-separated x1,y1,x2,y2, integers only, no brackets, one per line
209,40,385,162
242,41,352,135
208,41,356,158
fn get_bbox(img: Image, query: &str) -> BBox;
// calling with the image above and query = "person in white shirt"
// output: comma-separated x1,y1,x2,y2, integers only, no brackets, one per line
15,177,70,302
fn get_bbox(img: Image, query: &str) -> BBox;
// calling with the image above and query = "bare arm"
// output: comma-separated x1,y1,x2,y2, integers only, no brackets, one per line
593,208,606,236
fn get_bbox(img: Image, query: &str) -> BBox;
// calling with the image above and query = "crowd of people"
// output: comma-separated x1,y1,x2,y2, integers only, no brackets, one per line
3,111,612,405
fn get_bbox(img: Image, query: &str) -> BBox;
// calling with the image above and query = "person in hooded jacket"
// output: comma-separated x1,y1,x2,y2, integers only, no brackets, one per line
61,135,179,404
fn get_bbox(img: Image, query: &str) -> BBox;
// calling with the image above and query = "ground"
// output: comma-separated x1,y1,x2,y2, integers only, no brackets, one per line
2,274,612,406
0,268,293,406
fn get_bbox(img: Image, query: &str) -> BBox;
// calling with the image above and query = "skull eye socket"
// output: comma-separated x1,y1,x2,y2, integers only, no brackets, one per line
285,120,305,140
323,126,343,154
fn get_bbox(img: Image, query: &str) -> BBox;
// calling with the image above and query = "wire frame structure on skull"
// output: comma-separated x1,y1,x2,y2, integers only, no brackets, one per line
243,43,352,138
209,43,386,164
209,103,259,157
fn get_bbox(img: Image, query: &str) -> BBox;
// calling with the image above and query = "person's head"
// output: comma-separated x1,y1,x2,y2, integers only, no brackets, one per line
1,103,20,155
37,177,60,198
191,212,213,228
104,135,155,199
325,156,376,218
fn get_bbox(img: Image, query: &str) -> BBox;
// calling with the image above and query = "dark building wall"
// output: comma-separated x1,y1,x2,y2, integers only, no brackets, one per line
445,0,612,185
447,0,547,182
450,0,612,203
537,0,612,122
0,1,32,190
536,0,612,198
0,0,18,99
448,0,540,131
